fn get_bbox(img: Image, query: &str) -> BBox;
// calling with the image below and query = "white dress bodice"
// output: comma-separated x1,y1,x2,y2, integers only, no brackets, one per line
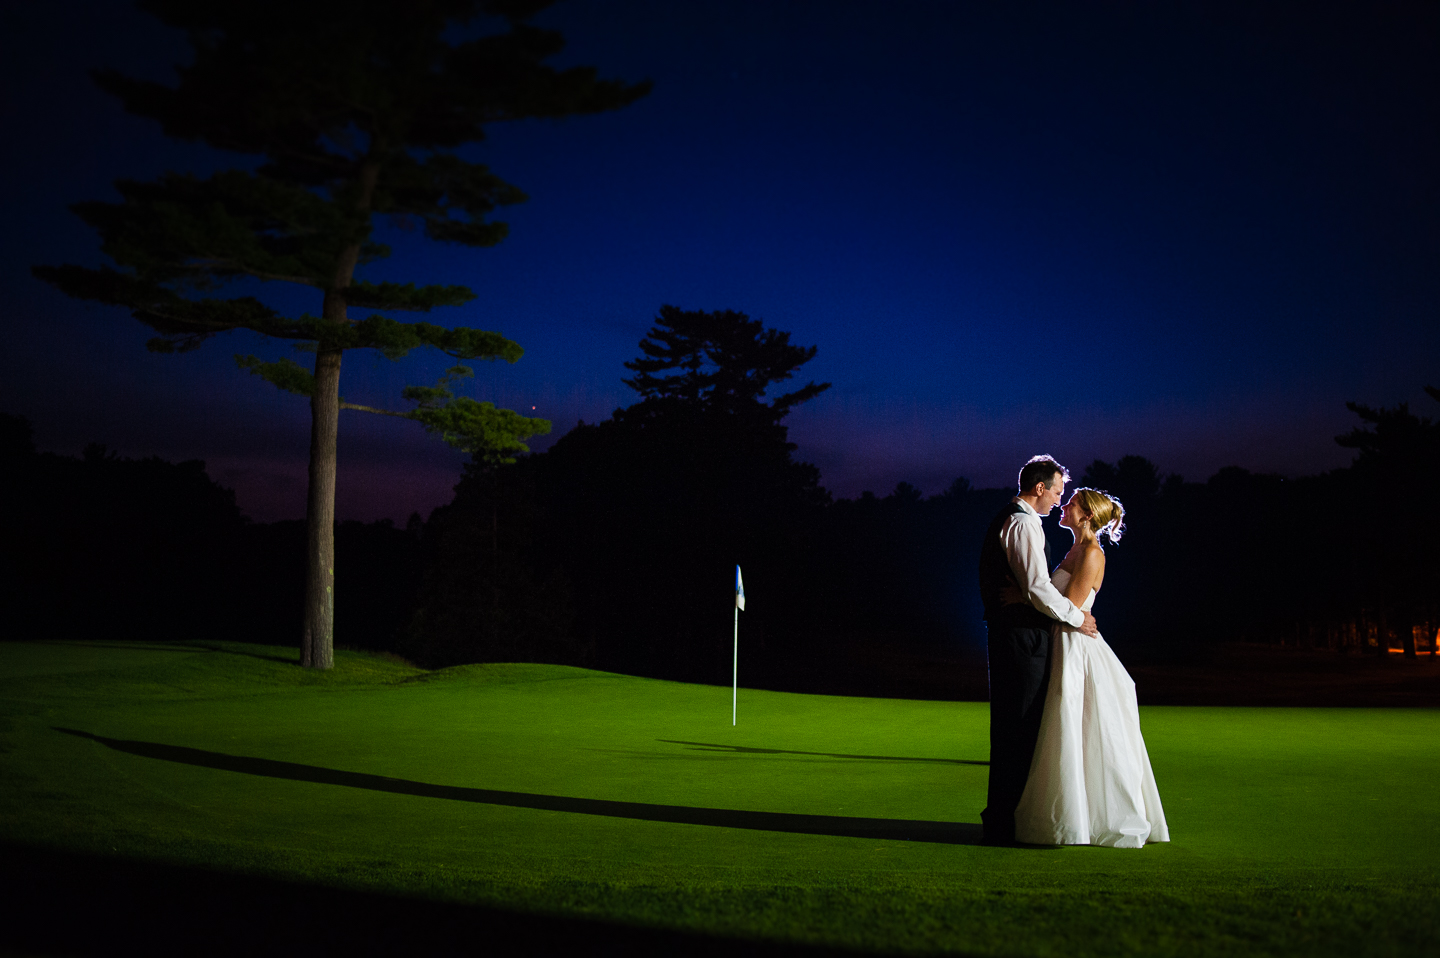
1050,568,1095,614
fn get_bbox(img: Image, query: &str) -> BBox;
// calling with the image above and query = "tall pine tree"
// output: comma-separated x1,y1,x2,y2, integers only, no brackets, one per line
34,0,649,667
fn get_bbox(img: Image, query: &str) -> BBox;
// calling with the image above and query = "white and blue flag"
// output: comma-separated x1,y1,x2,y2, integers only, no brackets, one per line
735,565,746,611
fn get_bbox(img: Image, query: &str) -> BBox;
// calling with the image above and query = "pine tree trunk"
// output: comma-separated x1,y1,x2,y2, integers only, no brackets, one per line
302,346,342,669
300,160,377,670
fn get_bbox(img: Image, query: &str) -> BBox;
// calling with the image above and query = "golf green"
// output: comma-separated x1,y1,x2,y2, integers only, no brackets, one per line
1,640,1435,955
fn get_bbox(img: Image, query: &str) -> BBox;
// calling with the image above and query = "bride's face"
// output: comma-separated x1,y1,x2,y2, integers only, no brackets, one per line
1059,496,1089,530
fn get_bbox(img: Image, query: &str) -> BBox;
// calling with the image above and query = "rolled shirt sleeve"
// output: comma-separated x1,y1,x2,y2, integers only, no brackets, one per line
1000,510,1084,628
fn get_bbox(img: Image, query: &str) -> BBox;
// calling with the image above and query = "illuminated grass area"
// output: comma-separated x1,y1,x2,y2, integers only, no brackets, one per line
1,641,1436,956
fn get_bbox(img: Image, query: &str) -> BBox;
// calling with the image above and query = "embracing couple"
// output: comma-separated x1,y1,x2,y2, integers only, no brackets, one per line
978,455,1169,848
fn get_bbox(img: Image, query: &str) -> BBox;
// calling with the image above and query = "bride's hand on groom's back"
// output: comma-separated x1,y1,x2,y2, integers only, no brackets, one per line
998,581,1026,606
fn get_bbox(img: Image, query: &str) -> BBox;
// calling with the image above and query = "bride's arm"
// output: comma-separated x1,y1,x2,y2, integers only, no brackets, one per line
1064,545,1105,608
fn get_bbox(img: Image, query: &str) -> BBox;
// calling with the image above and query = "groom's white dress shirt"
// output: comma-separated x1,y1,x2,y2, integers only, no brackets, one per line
1001,497,1085,628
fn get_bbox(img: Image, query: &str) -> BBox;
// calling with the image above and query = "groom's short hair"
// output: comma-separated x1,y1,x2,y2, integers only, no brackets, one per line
1018,455,1068,493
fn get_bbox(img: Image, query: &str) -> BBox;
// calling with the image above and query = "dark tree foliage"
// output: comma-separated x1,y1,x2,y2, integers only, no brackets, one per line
33,0,647,668
407,307,832,679
740,385,1440,683
1,414,245,641
620,305,830,425
1057,388,1440,661
406,308,1436,687
1336,387,1440,479
228,518,425,653
401,463,579,669
792,481,1009,693
9,386,1435,689
1329,386,1440,655
0,411,424,652
1079,455,1162,505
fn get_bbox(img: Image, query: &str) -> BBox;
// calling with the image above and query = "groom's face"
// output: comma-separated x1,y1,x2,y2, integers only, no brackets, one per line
1037,477,1065,515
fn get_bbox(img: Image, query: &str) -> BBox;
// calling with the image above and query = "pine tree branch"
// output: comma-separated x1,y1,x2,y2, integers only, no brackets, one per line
345,280,478,312
188,258,323,286
339,401,411,418
236,354,313,392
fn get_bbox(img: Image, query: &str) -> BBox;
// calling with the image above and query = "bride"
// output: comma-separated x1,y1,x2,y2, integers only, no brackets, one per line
1011,488,1169,847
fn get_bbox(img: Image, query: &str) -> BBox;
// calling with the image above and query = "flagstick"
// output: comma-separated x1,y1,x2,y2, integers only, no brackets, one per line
732,605,739,726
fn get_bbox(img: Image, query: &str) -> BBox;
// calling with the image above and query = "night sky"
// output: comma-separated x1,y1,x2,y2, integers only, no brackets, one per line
3,1,1436,522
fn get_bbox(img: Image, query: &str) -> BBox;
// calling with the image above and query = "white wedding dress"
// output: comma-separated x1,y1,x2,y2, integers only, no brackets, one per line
1014,568,1170,847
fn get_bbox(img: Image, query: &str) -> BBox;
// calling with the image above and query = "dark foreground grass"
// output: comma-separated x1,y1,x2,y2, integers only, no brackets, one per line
1,640,1436,956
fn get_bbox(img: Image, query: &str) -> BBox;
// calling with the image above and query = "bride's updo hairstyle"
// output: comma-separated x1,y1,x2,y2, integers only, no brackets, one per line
1073,487,1126,544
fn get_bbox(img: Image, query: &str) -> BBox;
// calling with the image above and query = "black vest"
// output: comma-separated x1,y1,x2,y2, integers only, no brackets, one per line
978,500,1053,627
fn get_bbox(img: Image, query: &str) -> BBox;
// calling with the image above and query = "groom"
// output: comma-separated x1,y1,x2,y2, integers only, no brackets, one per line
978,455,1097,844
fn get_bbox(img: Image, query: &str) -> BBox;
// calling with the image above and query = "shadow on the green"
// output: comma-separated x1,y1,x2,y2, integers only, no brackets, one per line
55,728,983,845
30,641,194,652
195,643,297,665
659,739,988,765
0,842,849,957
38,640,297,665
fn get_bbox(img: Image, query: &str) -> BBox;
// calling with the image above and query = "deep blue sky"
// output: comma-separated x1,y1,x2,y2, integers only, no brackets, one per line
3,1,1437,522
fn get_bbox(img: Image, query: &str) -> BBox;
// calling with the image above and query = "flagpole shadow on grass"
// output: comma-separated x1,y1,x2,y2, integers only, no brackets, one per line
55,728,985,846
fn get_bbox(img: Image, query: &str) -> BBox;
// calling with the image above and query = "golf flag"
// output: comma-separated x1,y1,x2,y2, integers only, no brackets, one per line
733,565,744,725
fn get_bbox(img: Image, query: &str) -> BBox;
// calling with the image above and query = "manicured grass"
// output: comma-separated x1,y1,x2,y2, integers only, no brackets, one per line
1,640,1436,955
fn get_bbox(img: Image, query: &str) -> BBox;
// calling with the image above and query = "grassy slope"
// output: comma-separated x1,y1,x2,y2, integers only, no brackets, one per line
1,640,1436,956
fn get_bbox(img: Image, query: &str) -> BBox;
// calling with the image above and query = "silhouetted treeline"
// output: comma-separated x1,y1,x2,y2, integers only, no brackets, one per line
1063,429,1439,660
6,368,1436,687
1,414,243,642
0,412,420,652
406,373,1440,683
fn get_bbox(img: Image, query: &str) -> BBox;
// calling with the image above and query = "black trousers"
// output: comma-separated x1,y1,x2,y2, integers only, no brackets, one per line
980,618,1053,840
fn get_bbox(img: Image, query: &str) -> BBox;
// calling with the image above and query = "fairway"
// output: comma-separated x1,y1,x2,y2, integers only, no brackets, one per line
1,641,1436,956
